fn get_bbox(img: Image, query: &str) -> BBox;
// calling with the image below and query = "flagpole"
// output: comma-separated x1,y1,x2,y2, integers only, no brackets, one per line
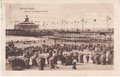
82,18,84,32
107,16,109,30
94,19,96,32
107,16,111,30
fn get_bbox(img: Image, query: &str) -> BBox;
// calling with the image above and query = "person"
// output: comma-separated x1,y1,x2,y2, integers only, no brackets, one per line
31,52,38,66
11,57,25,70
86,54,90,63
100,52,106,65
91,53,95,64
80,53,84,63
94,53,101,64
72,57,77,69
47,50,53,64
8,56,16,69
53,53,59,68
49,54,59,69
107,51,114,64
60,54,66,65
36,53,45,70
49,56,55,69
22,53,30,68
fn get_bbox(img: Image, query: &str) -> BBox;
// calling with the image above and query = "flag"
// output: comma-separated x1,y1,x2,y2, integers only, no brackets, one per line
85,21,87,23
94,19,96,22
82,18,84,22
109,17,111,20
107,16,111,21
74,21,77,23
43,22,45,25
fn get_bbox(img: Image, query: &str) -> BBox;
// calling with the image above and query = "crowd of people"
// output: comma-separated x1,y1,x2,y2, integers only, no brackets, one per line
6,41,114,70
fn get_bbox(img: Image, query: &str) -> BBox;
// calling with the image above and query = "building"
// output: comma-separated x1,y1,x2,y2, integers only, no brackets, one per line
14,15,39,31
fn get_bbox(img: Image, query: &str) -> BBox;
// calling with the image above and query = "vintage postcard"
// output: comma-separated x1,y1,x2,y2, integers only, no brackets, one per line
1,0,120,76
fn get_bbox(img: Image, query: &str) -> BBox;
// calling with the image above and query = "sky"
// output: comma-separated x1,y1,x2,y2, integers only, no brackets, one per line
6,2,114,30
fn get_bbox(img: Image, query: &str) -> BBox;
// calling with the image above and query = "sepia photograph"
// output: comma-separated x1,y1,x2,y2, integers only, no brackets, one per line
1,0,120,76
